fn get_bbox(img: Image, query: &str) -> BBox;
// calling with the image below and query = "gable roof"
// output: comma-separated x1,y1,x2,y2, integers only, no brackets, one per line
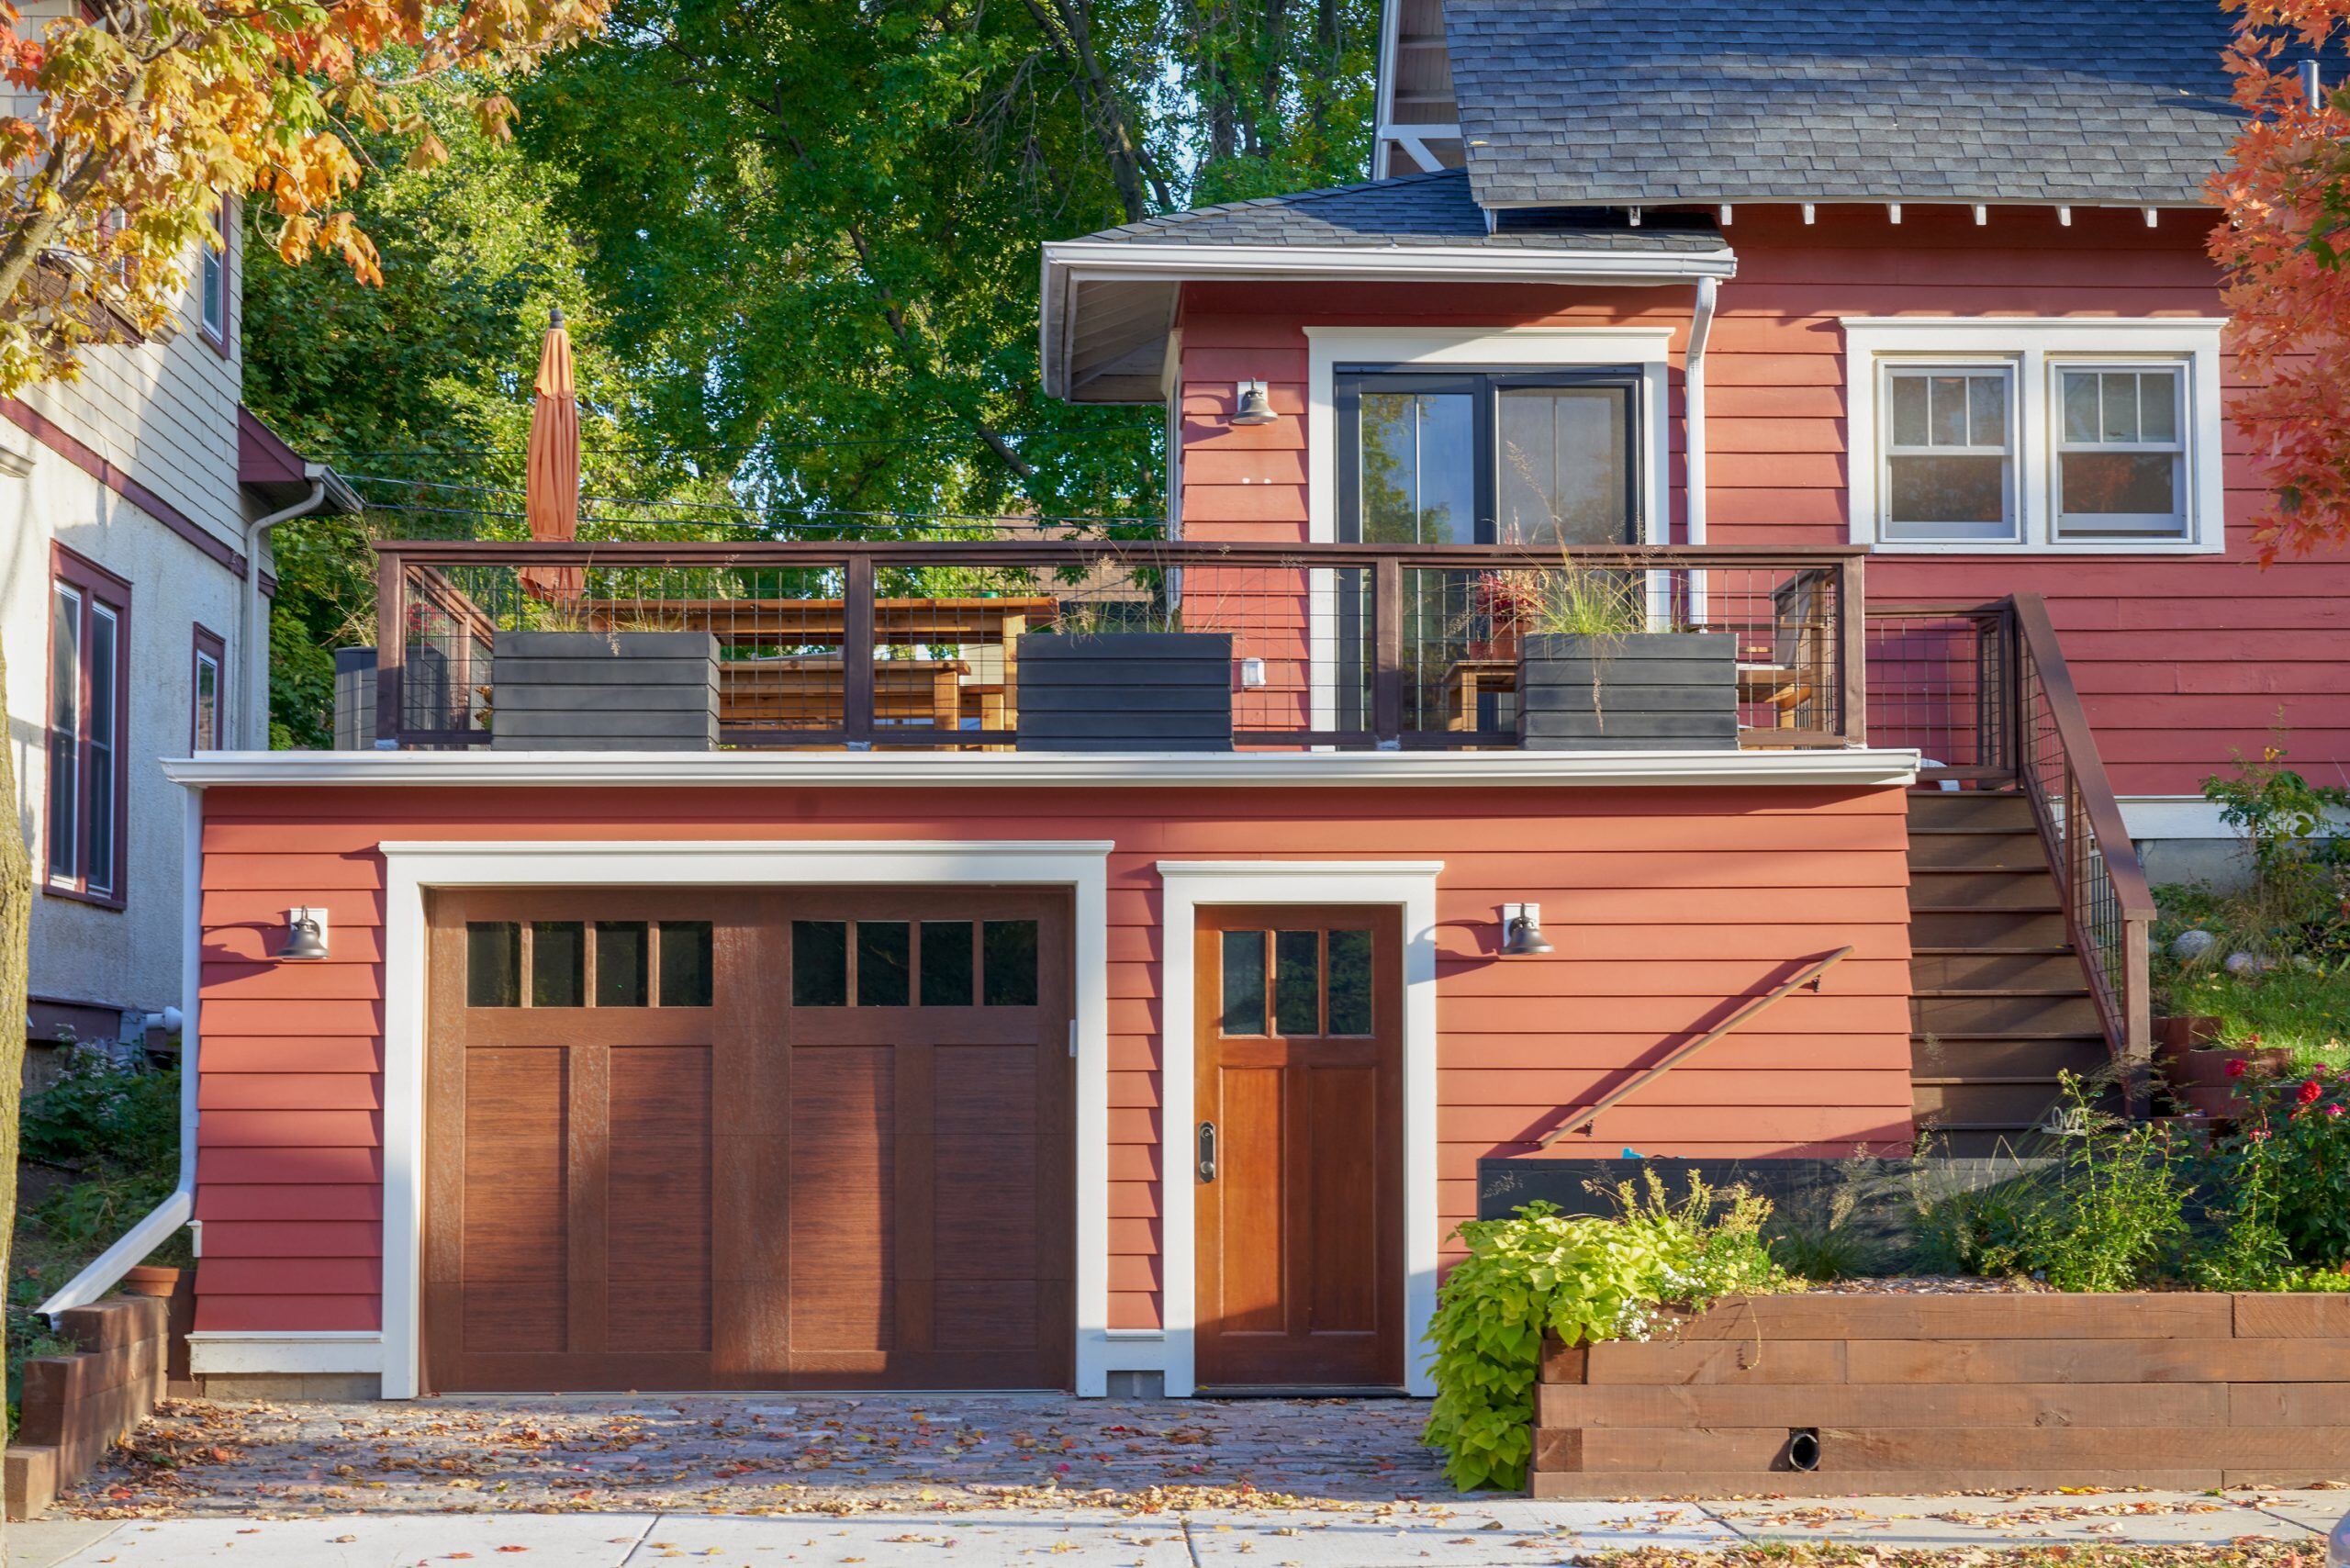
1441,0,2245,209
1041,172,1732,402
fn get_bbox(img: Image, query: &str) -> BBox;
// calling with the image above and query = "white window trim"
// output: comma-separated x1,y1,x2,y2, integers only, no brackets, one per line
1877,362,2022,546
375,839,1114,1400
1154,859,1443,1398
1842,318,2227,555
1304,327,1676,730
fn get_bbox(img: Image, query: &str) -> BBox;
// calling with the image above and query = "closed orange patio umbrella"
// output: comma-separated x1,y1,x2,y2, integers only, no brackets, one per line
521,306,582,601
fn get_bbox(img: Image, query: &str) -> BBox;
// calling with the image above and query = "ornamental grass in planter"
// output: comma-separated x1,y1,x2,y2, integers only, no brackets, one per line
1014,603,1233,752
1496,559,1737,752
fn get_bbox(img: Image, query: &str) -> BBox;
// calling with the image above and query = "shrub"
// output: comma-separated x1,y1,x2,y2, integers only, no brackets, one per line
1975,1078,2190,1292
2216,1063,2350,1269
1422,1173,1783,1492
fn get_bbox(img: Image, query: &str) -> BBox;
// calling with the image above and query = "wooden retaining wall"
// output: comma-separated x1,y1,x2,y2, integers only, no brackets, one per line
1534,1292,2350,1496
6,1296,169,1519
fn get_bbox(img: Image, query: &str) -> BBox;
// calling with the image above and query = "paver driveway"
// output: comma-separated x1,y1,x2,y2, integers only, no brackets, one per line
59,1394,1453,1519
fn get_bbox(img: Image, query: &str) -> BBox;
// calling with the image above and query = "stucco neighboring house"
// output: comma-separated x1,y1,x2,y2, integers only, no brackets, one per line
0,198,358,1052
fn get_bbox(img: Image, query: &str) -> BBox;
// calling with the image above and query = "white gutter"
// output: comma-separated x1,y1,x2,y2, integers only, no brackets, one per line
1684,274,1718,545
241,475,330,749
38,782,204,1318
165,746,1921,790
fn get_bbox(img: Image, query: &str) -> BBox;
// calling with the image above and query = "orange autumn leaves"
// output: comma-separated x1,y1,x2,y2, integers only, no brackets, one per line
0,0,605,395
2213,2,2350,563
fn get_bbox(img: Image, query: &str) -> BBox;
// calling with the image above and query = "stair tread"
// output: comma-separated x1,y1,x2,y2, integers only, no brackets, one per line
1912,1031,2109,1042
1915,987,2093,999
1913,945,2075,955
1914,1071,2074,1083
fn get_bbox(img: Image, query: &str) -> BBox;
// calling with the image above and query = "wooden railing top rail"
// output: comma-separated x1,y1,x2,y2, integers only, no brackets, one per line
1537,947,1854,1148
2011,592,2158,922
374,539,1873,569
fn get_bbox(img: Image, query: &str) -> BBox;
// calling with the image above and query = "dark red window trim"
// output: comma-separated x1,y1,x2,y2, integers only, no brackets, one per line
191,622,226,753
46,543,132,911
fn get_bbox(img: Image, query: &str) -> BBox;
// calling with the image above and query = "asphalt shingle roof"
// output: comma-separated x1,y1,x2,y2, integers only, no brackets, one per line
1072,169,1729,251
1444,0,2246,208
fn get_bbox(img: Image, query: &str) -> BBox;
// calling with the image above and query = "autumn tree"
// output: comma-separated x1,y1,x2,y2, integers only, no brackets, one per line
0,0,609,397
2211,1,2350,560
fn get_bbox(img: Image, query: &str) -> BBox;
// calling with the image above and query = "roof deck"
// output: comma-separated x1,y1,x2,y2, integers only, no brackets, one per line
357,539,1886,757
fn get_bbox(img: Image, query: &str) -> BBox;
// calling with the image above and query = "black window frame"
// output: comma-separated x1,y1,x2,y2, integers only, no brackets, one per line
1334,364,1646,546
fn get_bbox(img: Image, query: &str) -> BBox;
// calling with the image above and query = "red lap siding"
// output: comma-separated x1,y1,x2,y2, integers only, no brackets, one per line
1175,207,2344,797
194,781,1911,1335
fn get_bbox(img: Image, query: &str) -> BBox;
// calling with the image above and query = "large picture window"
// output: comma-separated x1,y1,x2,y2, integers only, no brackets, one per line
1337,367,1639,546
47,546,131,905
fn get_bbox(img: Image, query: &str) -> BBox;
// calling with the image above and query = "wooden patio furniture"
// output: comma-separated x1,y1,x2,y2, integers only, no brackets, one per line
722,655,969,733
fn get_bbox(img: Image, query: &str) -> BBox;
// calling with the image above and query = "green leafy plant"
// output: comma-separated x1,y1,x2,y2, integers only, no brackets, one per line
1422,1174,1783,1492
1976,1077,2189,1292
1518,556,1648,639
2215,1061,2350,1268
1765,1182,1882,1281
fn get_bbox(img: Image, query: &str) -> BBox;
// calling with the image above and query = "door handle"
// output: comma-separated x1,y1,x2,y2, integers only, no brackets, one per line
1197,1121,1217,1183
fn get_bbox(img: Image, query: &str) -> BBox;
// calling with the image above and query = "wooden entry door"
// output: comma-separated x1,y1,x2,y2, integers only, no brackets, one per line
424,886,1072,1393
1193,906,1403,1389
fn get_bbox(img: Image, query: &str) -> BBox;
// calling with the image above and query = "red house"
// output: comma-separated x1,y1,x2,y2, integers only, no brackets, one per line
42,0,2315,1403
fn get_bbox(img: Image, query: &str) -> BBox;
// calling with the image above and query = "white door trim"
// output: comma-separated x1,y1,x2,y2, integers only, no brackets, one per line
375,839,1116,1399
1155,859,1443,1397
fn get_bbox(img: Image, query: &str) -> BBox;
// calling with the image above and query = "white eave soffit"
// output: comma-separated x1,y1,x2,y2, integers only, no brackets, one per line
1043,241,1738,287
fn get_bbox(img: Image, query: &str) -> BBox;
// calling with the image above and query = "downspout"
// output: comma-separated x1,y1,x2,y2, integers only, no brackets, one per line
38,780,204,1317
241,474,330,749
1684,275,1718,545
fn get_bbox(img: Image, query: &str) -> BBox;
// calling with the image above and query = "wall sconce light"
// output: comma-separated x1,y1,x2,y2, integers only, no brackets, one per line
1230,380,1279,427
1238,656,1267,689
1500,902,1553,957
281,907,330,961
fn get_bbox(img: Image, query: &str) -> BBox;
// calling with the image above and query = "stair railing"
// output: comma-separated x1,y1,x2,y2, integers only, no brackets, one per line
1537,948,1853,1146
2009,592,2156,1081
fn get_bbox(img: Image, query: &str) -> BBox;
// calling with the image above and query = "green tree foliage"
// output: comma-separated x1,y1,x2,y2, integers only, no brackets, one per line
514,0,1373,524
245,2,1381,743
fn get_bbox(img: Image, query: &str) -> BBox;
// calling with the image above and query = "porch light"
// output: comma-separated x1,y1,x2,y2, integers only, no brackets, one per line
1500,902,1553,958
281,907,330,961
1231,380,1279,427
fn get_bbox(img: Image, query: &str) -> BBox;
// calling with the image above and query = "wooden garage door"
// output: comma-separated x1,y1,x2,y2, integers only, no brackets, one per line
423,887,1072,1393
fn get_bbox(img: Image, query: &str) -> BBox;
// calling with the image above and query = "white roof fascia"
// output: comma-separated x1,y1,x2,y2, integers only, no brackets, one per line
164,747,1919,791
1044,240,1736,287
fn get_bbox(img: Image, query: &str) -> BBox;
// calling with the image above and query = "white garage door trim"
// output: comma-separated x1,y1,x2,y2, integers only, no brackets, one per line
377,839,1115,1400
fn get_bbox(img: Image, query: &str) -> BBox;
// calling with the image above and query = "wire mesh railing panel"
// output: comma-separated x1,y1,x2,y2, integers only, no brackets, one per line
1863,607,2011,779
375,543,1868,753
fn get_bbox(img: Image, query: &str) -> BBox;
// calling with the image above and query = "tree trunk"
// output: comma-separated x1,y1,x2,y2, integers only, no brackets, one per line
0,648,31,1549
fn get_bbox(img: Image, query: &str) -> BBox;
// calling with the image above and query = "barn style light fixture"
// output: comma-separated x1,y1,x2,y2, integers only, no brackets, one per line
281,907,330,961
1230,380,1279,427
1500,902,1553,957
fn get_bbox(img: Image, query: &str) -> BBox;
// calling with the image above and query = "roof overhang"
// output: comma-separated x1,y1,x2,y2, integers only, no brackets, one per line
163,746,1914,791
238,406,364,515
1041,239,1738,403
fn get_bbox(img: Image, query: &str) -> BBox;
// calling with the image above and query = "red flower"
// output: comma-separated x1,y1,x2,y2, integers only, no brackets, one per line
2300,1079,2326,1105
2328,1104,2346,1120
2250,1127,2273,1142
2226,1058,2250,1079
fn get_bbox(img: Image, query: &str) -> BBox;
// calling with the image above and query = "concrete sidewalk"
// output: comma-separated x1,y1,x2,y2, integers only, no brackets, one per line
10,1489,2343,1565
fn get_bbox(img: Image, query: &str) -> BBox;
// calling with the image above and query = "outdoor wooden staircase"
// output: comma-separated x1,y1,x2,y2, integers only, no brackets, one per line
1907,790,2115,1153
1877,593,2155,1155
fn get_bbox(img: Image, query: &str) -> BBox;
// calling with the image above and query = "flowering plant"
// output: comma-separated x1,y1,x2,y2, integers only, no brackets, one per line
2219,1061,2350,1267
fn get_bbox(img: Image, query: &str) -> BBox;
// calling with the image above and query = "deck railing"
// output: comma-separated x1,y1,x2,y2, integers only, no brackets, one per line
368,539,1871,753
2011,592,2158,1081
1866,595,2155,1085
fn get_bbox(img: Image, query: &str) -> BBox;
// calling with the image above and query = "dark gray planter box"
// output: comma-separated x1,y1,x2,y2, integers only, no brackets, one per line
1014,632,1234,752
333,647,376,750
1517,631,1737,752
490,630,720,751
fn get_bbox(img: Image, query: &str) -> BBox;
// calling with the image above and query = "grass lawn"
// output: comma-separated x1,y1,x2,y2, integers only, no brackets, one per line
2165,964,2350,1071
